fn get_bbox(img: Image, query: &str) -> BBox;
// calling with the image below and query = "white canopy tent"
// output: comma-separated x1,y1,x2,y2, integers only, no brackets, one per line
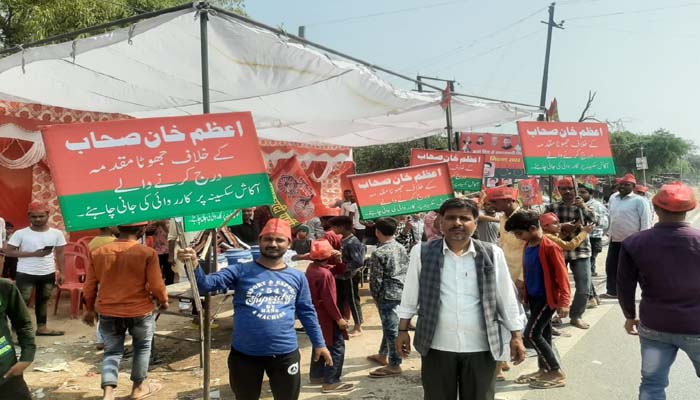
0,5,535,147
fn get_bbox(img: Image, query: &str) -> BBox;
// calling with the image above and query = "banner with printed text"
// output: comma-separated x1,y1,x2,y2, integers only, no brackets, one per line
184,209,243,232
516,121,616,175
349,162,454,219
42,112,274,231
458,132,528,179
410,149,484,192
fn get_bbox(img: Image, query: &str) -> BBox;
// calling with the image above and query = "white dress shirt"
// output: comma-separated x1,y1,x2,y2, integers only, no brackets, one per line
398,240,524,353
608,192,652,242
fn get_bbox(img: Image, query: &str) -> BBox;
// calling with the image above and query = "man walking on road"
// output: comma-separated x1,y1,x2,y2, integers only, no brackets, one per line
602,173,652,299
578,183,608,278
617,182,700,400
83,222,169,400
395,198,526,400
545,178,597,329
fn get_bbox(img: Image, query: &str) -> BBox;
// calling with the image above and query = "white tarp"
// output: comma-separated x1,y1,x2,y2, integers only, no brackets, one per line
0,7,534,146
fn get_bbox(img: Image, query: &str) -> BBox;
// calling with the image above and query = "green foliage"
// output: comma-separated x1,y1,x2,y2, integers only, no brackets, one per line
610,129,694,176
353,135,449,174
0,0,245,49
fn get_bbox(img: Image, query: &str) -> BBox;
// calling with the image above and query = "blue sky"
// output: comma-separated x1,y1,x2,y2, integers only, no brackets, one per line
246,0,700,146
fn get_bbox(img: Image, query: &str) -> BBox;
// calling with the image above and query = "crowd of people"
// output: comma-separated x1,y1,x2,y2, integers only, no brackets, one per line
0,173,697,400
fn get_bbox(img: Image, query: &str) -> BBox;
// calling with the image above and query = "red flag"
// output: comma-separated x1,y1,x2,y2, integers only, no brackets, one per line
270,156,325,223
440,82,452,110
584,175,600,186
546,98,560,122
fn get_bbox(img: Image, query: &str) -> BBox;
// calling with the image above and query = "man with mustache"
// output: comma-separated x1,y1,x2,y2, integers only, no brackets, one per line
179,219,332,400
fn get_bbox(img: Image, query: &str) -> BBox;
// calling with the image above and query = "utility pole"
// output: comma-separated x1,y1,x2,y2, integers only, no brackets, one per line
298,25,305,38
640,144,647,186
416,76,430,149
538,2,564,120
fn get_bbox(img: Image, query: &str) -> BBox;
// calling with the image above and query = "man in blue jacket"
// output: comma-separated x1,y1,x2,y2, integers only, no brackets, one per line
179,218,332,400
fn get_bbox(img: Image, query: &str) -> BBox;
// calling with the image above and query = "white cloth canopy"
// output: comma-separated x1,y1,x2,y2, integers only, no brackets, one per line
0,7,534,147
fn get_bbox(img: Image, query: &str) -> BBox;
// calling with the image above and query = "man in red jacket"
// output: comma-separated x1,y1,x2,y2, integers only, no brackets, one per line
305,240,354,394
505,210,571,390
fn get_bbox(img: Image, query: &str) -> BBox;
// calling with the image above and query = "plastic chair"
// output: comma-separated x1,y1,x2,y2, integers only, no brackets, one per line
54,251,88,318
65,242,88,257
75,236,95,255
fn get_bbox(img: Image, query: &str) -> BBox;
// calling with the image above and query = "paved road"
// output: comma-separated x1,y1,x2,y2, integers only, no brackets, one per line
497,208,700,400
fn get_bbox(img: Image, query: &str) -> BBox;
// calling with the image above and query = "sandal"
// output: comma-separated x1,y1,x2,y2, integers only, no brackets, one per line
369,366,402,378
322,382,355,393
570,319,590,329
529,379,566,389
515,372,542,384
131,382,163,399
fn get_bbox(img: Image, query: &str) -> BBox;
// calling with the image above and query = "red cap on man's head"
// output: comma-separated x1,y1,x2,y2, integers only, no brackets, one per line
619,173,637,185
485,187,518,201
557,177,574,188
635,185,648,193
259,218,292,242
309,239,334,261
27,202,50,214
539,212,559,228
652,182,698,213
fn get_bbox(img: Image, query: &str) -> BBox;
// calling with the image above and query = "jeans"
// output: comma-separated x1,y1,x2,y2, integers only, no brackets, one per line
309,327,345,384
589,237,603,274
376,300,402,366
638,325,700,400
15,272,54,327
567,258,591,320
605,241,622,296
99,314,156,388
524,296,560,371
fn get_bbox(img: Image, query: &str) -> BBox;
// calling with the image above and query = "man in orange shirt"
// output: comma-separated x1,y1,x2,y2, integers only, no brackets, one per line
82,222,168,400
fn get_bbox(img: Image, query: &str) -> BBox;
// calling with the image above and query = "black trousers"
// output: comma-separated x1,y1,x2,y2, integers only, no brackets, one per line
309,327,345,384
605,241,622,296
336,275,363,326
589,237,603,274
158,253,175,285
524,296,560,371
228,347,301,400
0,375,31,400
421,349,496,400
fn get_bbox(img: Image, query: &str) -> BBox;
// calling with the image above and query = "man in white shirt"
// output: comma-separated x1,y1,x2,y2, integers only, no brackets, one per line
601,174,652,299
341,190,366,242
6,202,66,336
395,198,525,399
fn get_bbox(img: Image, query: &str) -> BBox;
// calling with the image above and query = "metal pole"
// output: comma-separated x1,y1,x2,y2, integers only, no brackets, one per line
538,3,563,120
640,144,647,186
298,25,306,38
198,3,212,399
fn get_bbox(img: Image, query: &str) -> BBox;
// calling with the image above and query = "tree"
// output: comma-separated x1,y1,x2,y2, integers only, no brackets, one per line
0,0,245,49
610,129,694,176
353,135,448,174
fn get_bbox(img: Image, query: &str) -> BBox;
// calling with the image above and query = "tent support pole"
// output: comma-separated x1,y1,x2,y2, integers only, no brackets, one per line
199,2,212,400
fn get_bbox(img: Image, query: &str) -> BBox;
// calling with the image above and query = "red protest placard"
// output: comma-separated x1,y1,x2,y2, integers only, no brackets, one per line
42,112,273,231
410,149,484,191
516,121,616,175
349,163,454,219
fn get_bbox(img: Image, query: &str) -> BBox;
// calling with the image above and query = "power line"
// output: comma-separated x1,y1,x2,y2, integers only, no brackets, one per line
305,0,470,27
566,2,700,21
406,5,547,72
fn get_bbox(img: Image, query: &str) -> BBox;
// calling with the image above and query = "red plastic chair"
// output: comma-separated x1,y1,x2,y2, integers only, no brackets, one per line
76,236,95,255
65,242,88,257
54,251,88,319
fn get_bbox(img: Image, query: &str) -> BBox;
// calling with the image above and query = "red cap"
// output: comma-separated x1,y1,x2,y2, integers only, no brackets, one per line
652,182,698,212
539,212,559,228
309,239,334,261
259,218,292,242
27,202,50,214
635,185,649,193
556,177,574,188
485,187,518,201
619,173,637,185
